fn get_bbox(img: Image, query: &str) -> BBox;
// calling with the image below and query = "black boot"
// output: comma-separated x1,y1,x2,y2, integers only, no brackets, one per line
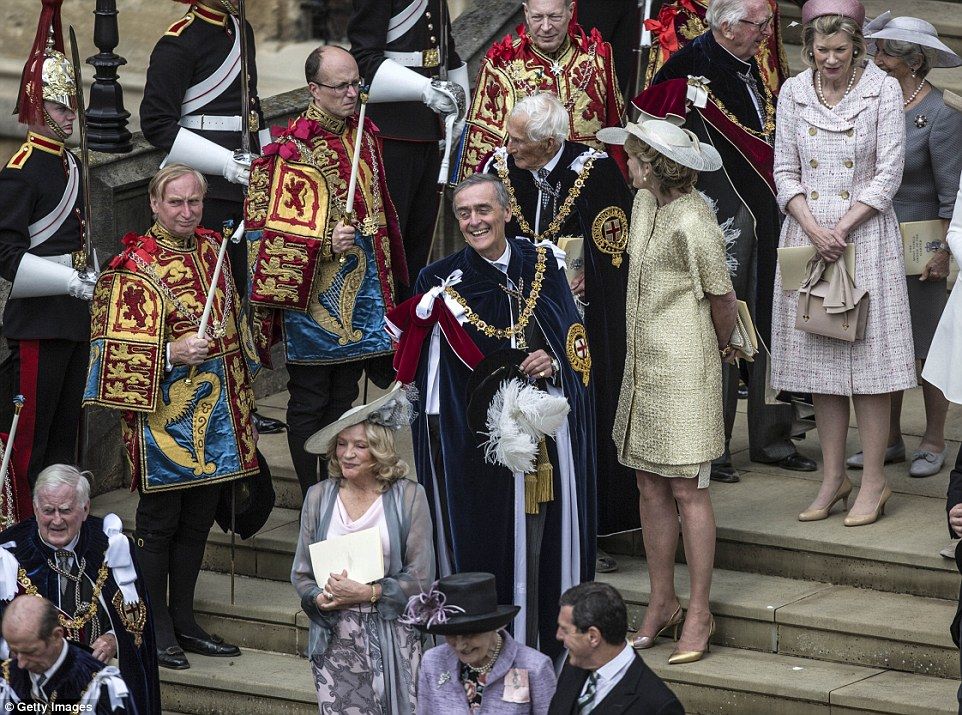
288,432,321,498
136,534,189,668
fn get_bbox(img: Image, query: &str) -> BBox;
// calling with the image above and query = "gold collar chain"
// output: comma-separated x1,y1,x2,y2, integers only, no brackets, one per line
19,563,109,639
708,82,775,142
507,42,597,115
444,246,548,339
495,151,595,242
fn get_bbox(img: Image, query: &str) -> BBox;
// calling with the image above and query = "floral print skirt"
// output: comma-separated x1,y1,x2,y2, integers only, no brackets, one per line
310,607,421,715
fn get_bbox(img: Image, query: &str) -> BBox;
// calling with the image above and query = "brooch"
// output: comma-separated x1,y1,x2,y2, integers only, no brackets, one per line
915,114,927,128
550,61,563,77
437,671,450,688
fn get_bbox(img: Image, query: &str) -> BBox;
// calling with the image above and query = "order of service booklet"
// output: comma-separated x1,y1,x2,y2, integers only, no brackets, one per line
309,526,385,585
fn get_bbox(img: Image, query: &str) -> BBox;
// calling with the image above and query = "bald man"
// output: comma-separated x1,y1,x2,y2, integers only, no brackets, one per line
0,595,133,712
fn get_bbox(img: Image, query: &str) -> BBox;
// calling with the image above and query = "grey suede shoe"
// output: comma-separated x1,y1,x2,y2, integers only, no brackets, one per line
846,440,905,469
909,449,946,478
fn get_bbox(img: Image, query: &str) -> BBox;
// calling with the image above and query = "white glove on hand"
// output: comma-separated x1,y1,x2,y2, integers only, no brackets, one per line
421,84,458,114
67,270,97,301
224,158,251,186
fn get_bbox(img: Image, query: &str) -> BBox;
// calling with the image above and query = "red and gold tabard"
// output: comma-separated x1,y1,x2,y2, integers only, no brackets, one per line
244,103,406,366
83,225,260,492
454,22,627,183
642,0,789,96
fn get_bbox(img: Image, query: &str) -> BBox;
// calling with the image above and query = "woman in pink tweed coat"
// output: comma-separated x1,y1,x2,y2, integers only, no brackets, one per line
770,0,914,527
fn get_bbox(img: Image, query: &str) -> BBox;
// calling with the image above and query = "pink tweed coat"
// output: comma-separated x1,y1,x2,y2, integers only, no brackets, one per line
770,61,916,395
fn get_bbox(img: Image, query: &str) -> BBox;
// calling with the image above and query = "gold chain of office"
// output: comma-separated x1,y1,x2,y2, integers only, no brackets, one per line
19,563,109,636
495,152,595,242
444,246,548,339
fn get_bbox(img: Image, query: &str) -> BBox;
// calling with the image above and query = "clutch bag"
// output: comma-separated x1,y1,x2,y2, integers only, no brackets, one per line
728,300,758,362
778,243,855,291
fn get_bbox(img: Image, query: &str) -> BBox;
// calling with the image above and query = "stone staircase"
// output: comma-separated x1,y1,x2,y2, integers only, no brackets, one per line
88,382,962,714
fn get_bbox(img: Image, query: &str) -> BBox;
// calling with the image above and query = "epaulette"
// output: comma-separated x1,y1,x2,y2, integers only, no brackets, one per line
5,143,31,170
165,13,194,37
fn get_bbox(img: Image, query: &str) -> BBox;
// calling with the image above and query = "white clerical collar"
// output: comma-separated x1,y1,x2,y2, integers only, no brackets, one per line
528,143,565,179
39,533,79,555
715,37,753,71
32,638,68,687
484,241,512,274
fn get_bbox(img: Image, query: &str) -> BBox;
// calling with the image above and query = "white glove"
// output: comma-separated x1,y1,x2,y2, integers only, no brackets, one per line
67,270,97,301
421,84,458,114
224,158,251,186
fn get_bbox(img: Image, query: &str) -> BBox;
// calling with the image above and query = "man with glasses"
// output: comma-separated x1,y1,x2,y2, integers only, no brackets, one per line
453,0,627,183
140,0,286,436
641,0,791,95
640,0,816,483
244,46,407,498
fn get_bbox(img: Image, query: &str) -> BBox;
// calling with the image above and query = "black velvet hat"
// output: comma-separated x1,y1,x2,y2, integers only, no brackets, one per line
465,349,528,434
405,572,519,635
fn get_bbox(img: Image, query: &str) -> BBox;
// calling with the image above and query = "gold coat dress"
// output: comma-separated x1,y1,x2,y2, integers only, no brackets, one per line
613,190,732,484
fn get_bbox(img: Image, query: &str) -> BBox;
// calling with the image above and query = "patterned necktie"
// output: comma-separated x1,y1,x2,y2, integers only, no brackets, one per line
577,672,598,713
55,550,72,597
34,673,47,700
536,167,551,210
738,68,765,130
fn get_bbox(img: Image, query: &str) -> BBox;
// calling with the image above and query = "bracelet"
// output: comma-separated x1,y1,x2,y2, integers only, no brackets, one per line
370,585,378,604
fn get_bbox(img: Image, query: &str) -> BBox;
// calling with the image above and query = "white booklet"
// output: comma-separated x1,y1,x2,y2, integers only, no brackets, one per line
309,526,385,585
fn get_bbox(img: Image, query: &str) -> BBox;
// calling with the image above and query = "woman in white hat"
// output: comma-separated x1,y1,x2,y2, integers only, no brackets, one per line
290,384,435,714
599,119,737,664
848,14,962,481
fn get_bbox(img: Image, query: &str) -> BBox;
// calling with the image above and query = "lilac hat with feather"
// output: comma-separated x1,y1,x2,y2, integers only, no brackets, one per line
802,0,865,25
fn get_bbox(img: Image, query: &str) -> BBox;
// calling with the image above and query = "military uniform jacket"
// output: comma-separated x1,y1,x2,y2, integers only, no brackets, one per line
0,516,159,712
455,22,626,183
245,104,406,366
0,642,134,713
0,133,89,341
83,226,260,492
140,3,263,202
349,0,462,141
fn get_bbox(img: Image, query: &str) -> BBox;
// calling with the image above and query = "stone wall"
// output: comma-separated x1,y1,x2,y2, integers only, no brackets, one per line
80,0,523,494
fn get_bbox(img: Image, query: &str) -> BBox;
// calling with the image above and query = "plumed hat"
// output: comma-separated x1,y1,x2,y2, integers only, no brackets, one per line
16,0,76,125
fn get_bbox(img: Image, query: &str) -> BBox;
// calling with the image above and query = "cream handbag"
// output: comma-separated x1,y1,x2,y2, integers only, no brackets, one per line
795,253,868,342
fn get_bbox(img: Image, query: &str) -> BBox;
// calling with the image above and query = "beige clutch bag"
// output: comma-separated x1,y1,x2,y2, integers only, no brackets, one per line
900,219,945,276
778,243,855,291
728,300,758,362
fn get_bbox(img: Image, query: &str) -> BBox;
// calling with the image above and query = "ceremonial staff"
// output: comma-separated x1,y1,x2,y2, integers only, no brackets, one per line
342,86,369,239
68,27,95,277
0,396,25,529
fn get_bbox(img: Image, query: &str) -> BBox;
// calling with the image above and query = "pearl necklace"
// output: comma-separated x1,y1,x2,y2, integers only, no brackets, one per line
465,634,503,676
903,77,926,107
815,66,857,109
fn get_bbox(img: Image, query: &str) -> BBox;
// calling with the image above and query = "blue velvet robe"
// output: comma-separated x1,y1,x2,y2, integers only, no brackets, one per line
411,238,597,658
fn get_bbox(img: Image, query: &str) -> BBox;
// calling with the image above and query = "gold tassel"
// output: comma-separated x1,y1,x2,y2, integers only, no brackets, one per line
535,439,554,504
524,473,538,515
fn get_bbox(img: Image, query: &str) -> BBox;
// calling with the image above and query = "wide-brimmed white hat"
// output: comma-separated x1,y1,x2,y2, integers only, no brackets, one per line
304,382,415,454
865,12,962,69
597,120,722,172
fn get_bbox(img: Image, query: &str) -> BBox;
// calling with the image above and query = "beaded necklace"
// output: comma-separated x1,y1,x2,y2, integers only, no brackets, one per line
815,66,857,109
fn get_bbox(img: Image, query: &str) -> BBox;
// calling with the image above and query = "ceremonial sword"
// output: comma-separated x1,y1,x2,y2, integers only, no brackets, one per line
68,26,95,277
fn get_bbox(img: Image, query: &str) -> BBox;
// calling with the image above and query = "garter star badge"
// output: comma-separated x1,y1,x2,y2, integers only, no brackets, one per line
566,323,591,387
591,206,628,267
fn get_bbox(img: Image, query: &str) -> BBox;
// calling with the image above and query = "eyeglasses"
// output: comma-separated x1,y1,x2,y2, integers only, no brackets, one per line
738,16,774,32
313,78,364,94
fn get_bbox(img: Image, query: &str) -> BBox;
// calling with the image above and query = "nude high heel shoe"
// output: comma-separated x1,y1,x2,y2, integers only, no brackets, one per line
798,476,853,522
843,485,893,527
631,604,683,650
668,616,715,665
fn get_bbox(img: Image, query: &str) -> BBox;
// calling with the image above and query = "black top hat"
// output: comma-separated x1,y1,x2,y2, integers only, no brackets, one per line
466,349,528,434
412,572,520,635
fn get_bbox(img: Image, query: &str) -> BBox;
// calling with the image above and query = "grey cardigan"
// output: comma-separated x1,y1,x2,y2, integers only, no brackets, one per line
291,477,436,657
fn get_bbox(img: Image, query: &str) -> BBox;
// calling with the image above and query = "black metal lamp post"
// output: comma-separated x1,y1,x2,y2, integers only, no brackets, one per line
85,0,132,153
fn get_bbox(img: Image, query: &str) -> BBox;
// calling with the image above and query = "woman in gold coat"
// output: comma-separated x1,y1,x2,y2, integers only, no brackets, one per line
600,119,737,665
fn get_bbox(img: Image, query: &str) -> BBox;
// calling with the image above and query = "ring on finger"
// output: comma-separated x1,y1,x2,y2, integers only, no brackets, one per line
324,590,334,600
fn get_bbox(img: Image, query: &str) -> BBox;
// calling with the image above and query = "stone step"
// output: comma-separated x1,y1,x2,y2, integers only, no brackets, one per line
600,556,960,679
158,648,315,715
640,640,958,714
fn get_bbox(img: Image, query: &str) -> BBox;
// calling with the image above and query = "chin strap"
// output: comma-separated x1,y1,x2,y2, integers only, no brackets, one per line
42,107,68,143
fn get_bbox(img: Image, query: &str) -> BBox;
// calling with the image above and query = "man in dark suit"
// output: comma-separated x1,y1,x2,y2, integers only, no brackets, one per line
550,583,683,714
